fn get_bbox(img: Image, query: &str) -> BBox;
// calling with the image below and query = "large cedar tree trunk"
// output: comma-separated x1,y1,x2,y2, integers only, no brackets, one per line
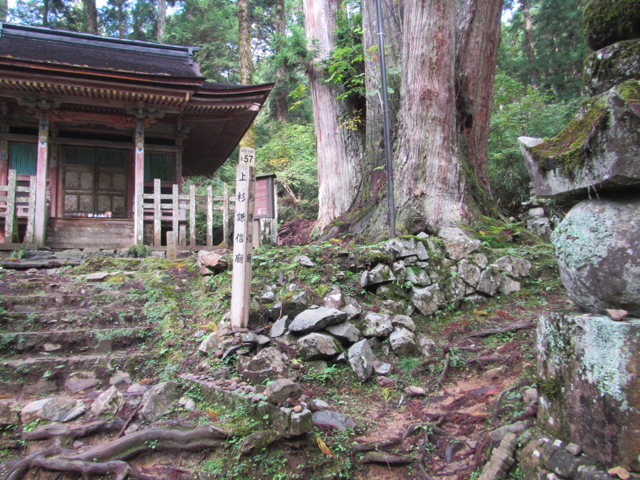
83,0,98,34
455,0,503,196
358,0,403,205
238,0,255,148
394,0,467,233
274,0,289,123
157,0,166,42
0,0,6,22
303,0,362,231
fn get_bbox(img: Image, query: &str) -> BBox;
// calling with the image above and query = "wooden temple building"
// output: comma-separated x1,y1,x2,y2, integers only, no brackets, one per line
0,23,273,249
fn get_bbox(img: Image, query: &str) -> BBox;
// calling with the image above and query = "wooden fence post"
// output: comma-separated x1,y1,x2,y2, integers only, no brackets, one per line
189,184,196,246
223,183,229,247
172,184,179,244
24,175,36,243
5,169,16,243
135,183,143,245
153,178,161,247
167,231,177,261
206,185,213,247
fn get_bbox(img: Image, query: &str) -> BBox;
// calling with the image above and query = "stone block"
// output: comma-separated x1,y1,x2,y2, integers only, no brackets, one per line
536,311,640,469
519,81,640,199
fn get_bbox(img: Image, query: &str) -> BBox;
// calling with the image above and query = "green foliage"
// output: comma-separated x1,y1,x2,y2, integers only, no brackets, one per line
165,0,240,83
499,0,590,100
256,123,318,204
488,71,581,206
322,0,365,108
129,244,151,258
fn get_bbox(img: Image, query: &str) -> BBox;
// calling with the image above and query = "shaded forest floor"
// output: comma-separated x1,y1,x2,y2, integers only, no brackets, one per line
0,228,570,480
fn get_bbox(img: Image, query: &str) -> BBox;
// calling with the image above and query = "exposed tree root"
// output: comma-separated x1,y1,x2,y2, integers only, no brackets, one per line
22,419,126,441
2,425,236,480
460,322,534,340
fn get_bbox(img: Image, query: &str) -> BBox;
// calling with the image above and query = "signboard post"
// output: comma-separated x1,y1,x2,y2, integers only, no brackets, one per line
253,174,277,248
230,147,256,330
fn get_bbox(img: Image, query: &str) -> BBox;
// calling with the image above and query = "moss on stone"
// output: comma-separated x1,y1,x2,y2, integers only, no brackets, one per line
583,0,640,51
583,39,640,93
529,94,608,175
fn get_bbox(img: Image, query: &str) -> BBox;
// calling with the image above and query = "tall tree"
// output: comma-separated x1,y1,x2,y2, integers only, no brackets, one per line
157,0,166,41
237,0,255,148
307,0,503,236
498,0,589,100
83,0,99,33
273,0,289,123
456,0,503,196
303,0,363,231
0,0,7,22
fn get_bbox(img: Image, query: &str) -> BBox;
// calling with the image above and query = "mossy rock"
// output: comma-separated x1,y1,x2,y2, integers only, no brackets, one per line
583,39,640,95
519,80,640,199
584,0,640,50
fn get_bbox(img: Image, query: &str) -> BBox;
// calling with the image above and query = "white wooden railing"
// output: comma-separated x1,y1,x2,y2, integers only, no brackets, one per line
0,169,36,243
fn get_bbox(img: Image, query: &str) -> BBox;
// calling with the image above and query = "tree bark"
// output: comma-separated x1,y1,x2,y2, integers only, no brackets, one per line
117,0,126,38
523,0,539,86
83,0,99,34
303,0,362,231
0,0,7,23
455,0,503,196
238,0,255,148
43,0,49,27
157,0,167,42
359,0,403,205
274,0,289,123
394,0,468,233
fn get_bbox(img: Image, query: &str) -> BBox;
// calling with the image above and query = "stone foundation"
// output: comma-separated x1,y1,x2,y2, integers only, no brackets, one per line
536,312,640,470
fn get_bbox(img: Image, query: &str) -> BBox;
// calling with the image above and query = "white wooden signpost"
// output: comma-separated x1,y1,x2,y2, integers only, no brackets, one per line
230,147,256,330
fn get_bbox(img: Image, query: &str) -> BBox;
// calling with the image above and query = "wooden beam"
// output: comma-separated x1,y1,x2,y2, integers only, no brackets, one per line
34,111,49,246
24,175,36,243
133,120,144,245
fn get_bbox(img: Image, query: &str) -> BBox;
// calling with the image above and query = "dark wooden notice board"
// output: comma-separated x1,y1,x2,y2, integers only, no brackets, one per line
254,174,276,219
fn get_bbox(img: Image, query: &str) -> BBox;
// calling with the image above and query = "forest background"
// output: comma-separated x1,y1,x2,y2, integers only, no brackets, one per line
1,0,590,238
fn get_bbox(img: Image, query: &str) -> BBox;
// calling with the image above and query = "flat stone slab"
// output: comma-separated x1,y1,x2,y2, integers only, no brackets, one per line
518,81,640,199
288,307,347,335
312,410,356,432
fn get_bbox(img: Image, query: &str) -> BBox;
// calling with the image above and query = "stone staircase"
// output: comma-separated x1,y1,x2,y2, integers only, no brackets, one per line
0,268,155,396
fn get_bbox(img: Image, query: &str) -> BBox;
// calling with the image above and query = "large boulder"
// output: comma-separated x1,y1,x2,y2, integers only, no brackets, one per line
583,39,640,95
348,339,375,382
411,284,446,316
361,263,395,288
288,307,347,335
0,400,20,426
551,195,640,315
141,382,180,422
91,386,125,416
297,333,343,361
21,397,85,424
389,327,419,356
242,347,290,385
361,312,393,338
583,0,640,51
536,312,640,469
265,379,303,404
382,237,429,261
438,227,481,261
325,322,360,345
519,80,640,199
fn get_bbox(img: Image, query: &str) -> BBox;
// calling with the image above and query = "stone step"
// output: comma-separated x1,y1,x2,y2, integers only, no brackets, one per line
0,326,153,356
0,351,154,394
4,292,147,311
0,279,141,296
2,306,147,332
